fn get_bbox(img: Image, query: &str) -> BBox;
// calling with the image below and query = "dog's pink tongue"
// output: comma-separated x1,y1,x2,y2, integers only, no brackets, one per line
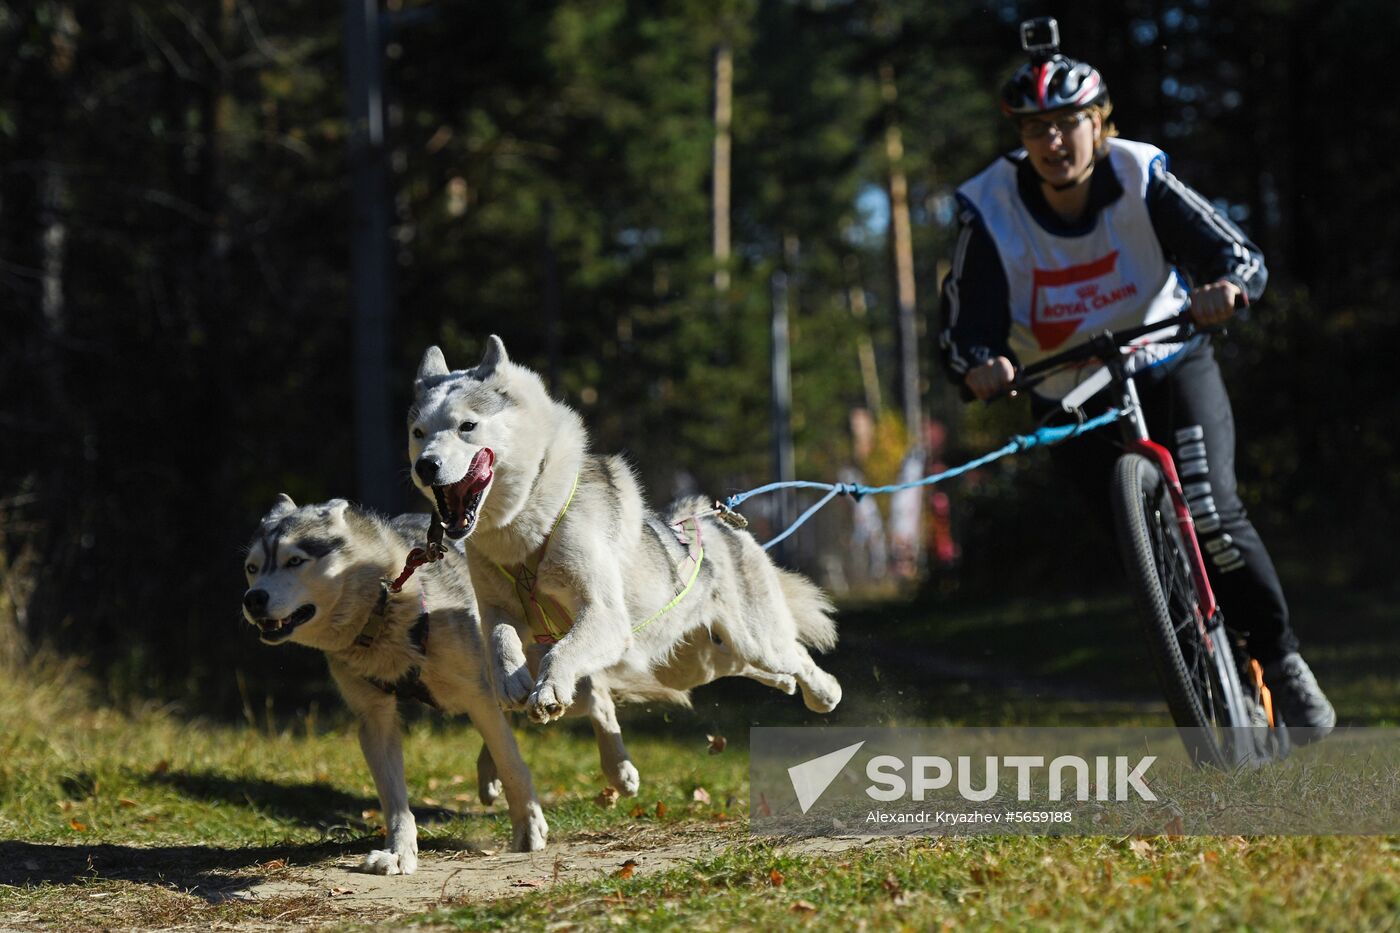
466,447,494,491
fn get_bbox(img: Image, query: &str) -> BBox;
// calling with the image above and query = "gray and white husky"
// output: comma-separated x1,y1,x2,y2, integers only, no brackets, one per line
405,337,842,791
240,496,549,875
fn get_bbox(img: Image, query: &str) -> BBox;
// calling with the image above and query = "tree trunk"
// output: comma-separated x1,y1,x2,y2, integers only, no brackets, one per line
879,62,921,447
712,42,733,297
843,254,882,416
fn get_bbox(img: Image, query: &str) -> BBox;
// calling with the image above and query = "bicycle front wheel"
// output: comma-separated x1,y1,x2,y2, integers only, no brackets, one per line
1111,453,1256,768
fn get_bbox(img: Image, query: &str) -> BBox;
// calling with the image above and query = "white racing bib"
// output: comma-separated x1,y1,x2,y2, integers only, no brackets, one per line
957,138,1189,399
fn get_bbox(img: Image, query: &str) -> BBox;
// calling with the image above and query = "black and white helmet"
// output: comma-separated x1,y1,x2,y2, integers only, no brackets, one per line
1001,54,1106,116
1001,19,1107,116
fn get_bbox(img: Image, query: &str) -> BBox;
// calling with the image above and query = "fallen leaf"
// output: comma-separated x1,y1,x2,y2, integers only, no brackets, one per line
617,859,638,880
1128,874,1153,889
655,801,668,819
707,734,727,755
68,818,87,832
1128,838,1154,860
117,798,138,808
1163,815,1185,837
329,886,354,897
511,879,545,888
790,900,818,914
769,868,784,886
1201,850,1220,865
596,787,620,809
361,809,381,822
969,866,1002,885
692,787,711,805
258,859,288,870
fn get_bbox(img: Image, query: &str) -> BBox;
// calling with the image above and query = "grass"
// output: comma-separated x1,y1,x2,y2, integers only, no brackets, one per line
425,836,1400,931
0,576,1396,930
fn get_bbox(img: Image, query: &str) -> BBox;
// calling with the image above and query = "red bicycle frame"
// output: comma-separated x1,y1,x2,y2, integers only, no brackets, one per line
1111,350,1221,651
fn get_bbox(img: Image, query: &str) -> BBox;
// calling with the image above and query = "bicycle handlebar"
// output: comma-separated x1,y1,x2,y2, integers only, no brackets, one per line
992,293,1246,401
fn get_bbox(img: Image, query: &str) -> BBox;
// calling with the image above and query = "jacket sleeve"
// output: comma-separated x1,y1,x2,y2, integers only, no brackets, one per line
1146,160,1268,302
937,210,1015,393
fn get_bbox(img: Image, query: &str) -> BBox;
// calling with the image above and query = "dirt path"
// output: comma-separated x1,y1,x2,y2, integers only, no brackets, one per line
241,826,874,923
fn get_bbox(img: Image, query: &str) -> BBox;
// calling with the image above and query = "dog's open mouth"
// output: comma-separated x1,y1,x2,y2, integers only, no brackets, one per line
433,447,494,539
256,604,316,643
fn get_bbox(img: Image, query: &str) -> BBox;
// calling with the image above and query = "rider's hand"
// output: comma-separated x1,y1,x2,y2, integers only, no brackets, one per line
964,356,1017,401
1189,279,1242,328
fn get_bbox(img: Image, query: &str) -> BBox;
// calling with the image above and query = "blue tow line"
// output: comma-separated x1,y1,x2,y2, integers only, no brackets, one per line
724,408,1125,551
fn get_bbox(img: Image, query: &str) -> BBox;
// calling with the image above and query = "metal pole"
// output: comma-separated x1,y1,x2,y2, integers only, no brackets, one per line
345,0,396,512
770,270,795,565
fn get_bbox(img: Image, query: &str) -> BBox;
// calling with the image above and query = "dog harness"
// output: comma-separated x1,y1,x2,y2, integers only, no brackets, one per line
491,471,707,644
491,472,581,644
356,579,440,709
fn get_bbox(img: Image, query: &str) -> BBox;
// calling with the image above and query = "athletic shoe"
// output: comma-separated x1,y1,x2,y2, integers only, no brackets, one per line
1263,652,1336,745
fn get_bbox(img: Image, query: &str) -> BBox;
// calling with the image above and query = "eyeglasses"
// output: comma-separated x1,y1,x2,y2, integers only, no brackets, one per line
1019,111,1089,140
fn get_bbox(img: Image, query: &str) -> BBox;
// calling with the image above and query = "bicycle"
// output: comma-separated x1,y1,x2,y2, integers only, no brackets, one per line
999,307,1287,768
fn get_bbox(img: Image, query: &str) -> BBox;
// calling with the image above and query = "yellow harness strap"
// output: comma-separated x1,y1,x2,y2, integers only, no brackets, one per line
632,515,704,635
491,472,707,644
492,471,580,645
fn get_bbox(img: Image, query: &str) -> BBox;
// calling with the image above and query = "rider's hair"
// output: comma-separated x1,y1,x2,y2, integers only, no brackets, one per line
1088,99,1118,159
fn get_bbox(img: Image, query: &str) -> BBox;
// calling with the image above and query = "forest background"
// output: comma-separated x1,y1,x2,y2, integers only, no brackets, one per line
2,0,1395,716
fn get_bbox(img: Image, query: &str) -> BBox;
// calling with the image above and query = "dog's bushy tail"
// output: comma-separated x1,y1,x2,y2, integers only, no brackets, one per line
775,568,838,653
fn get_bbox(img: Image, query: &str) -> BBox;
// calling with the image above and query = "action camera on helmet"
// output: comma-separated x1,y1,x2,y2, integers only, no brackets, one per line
1020,17,1060,62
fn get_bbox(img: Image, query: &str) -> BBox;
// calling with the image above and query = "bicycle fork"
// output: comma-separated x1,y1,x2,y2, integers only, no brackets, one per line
1112,361,1222,635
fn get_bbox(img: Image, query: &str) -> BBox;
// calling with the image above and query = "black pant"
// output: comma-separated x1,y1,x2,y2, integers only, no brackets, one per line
1033,342,1299,662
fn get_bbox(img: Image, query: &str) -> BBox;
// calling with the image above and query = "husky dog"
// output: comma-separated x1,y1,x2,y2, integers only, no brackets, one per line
240,496,549,875
405,338,842,788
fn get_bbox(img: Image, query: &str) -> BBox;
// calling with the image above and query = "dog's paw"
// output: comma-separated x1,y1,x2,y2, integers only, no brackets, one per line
526,680,572,723
360,848,417,875
480,777,503,806
511,803,549,852
608,760,641,797
496,663,535,710
800,671,842,714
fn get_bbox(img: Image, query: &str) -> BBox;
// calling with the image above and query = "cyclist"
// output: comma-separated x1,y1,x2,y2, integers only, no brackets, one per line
936,19,1335,742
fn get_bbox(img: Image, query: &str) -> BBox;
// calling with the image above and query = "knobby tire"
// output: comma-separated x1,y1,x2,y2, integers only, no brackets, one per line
1110,453,1257,769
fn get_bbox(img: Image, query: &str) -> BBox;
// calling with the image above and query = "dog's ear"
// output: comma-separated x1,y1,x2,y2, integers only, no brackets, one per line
263,493,297,524
474,335,508,380
415,346,449,395
321,499,351,525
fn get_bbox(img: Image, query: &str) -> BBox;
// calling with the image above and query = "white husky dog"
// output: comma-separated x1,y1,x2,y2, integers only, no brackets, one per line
405,338,842,791
240,496,549,875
